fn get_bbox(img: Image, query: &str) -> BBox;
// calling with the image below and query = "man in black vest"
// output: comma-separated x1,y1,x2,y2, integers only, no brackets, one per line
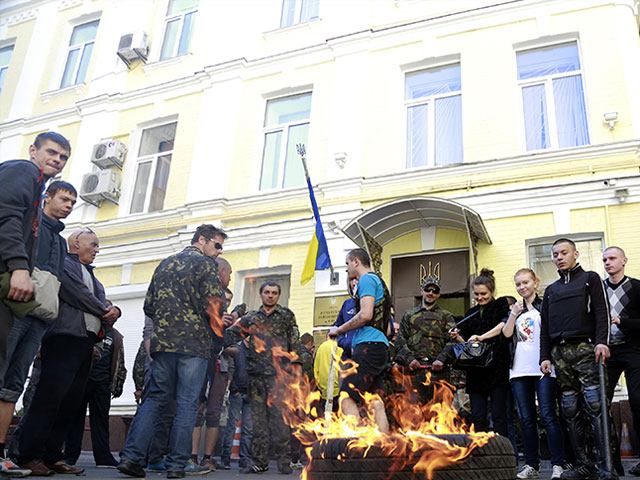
540,238,615,480
602,246,640,476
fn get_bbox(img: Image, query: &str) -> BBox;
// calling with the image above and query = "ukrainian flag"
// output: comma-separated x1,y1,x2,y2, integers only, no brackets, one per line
301,175,332,285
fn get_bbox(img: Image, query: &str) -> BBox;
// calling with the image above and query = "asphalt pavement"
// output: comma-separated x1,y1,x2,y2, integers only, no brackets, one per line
69,453,640,479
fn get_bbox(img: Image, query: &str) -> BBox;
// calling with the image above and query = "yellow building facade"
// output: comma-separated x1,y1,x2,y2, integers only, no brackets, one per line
1,0,639,407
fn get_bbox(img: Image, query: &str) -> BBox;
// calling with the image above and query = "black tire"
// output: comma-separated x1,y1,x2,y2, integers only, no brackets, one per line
307,434,515,480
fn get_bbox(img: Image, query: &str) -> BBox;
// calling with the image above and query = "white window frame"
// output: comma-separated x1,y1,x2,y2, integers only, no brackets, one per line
127,120,178,215
259,92,312,191
236,266,292,311
526,232,605,291
0,43,14,95
404,62,462,169
159,0,198,61
60,19,100,88
516,40,590,152
280,0,319,28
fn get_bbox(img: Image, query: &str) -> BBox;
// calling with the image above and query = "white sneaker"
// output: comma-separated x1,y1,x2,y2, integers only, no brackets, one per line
0,458,31,478
551,465,564,479
517,464,540,479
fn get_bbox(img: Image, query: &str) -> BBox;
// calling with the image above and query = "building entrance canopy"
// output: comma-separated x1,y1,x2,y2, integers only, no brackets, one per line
342,196,491,273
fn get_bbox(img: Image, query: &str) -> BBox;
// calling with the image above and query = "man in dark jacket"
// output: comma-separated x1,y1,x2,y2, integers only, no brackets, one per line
0,132,70,374
540,238,614,480
602,246,640,476
119,224,226,479
0,180,76,476
16,229,120,476
64,326,126,467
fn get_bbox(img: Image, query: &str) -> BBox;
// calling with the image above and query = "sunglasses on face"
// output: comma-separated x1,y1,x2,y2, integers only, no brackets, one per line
423,287,439,294
207,239,223,250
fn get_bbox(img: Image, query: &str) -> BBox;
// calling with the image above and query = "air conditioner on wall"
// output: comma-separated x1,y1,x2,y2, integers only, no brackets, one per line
117,31,149,65
91,139,127,169
80,170,120,207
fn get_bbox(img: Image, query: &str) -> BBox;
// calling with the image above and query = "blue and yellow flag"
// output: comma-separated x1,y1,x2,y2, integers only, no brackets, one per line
301,176,332,285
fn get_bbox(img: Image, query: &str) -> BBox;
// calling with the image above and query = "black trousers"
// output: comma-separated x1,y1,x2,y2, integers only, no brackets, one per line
0,302,15,375
607,342,640,453
17,333,95,465
64,378,114,465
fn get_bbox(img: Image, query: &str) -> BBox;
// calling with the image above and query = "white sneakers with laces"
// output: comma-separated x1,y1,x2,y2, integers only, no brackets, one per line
551,465,565,479
517,464,540,479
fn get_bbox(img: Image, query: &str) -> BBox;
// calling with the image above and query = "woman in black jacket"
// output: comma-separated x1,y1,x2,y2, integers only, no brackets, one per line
450,268,510,436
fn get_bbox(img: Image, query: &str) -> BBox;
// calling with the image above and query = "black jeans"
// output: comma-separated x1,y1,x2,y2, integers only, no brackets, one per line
0,302,15,376
17,333,95,465
607,342,640,454
64,378,115,465
469,383,510,437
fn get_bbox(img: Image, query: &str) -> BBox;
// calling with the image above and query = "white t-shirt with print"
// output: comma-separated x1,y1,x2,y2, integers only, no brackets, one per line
510,307,555,379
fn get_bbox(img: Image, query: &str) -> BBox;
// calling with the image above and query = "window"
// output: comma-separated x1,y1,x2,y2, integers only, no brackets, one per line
242,273,291,311
517,42,589,151
160,0,198,60
0,45,14,95
259,93,311,190
405,64,463,168
60,20,99,88
280,0,319,27
528,234,604,290
130,122,177,214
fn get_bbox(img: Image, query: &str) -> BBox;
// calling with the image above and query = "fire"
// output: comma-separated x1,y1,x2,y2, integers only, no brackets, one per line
206,297,225,337
269,344,494,480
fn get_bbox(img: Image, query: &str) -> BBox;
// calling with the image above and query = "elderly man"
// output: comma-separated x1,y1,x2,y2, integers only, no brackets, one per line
17,229,120,476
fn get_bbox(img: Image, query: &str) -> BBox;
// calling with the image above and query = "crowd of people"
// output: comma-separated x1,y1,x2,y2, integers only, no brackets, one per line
0,131,638,480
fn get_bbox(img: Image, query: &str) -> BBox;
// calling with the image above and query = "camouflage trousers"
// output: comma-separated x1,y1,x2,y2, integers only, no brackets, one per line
248,375,291,468
551,342,599,392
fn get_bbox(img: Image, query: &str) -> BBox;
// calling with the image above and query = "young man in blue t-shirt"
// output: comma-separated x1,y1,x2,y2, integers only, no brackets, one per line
329,248,389,433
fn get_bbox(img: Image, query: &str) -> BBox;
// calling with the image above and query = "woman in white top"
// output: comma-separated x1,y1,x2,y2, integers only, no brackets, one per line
502,268,565,480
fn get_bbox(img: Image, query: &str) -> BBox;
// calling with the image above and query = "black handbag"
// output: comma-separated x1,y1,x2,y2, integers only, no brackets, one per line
452,341,494,369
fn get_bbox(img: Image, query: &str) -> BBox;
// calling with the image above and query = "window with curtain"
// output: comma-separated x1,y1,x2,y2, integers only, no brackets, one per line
60,20,99,88
405,63,463,168
242,273,291,311
280,0,319,28
528,235,604,291
517,42,589,151
130,122,177,214
0,45,14,95
160,0,198,60
260,93,311,190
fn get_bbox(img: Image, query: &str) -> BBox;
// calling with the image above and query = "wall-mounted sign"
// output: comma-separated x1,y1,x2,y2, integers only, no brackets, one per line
313,294,350,327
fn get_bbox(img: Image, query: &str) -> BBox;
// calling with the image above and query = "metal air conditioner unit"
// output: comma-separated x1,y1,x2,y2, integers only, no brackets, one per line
117,31,148,66
80,170,120,207
91,139,127,169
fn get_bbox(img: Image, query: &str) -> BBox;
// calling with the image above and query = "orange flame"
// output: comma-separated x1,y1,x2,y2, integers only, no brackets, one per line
206,297,224,337
253,336,267,353
268,345,494,480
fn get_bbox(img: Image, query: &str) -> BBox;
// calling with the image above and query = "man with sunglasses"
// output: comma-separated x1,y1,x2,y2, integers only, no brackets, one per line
394,277,456,404
119,224,227,479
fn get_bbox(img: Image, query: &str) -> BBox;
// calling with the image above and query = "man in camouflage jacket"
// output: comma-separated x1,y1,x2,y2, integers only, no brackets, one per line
394,276,456,404
119,224,226,479
226,281,303,474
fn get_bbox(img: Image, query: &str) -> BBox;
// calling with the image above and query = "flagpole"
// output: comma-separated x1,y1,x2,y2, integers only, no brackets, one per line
297,143,334,278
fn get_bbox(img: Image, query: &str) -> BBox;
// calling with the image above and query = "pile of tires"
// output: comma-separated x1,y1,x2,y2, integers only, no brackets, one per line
307,433,515,480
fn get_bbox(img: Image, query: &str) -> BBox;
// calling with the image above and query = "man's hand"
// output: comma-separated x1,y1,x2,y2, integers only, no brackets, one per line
328,326,339,338
595,344,610,363
101,306,120,326
408,359,421,371
222,313,234,328
611,316,621,325
432,359,445,372
8,269,34,302
540,360,552,375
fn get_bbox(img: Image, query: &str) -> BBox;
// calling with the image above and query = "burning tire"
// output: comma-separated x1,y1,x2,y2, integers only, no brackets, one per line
307,434,515,480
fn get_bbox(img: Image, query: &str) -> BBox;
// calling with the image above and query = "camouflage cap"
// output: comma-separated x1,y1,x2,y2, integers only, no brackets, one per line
421,276,440,290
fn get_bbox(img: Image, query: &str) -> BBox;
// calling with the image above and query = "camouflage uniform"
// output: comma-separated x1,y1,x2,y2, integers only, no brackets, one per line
145,245,225,359
299,347,314,381
394,304,456,403
227,304,302,471
132,341,146,397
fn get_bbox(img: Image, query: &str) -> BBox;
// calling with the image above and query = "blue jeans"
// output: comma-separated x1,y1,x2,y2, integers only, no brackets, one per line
220,391,252,466
511,375,565,468
0,316,48,402
121,352,208,473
